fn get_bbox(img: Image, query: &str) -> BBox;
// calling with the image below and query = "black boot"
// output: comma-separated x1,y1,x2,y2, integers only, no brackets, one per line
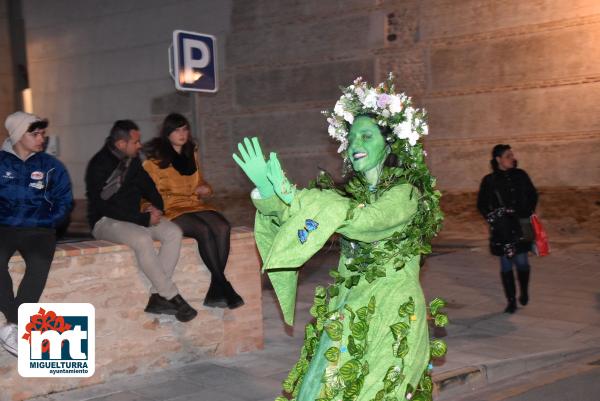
500,271,517,314
144,294,178,315
224,281,244,310
203,280,228,308
517,269,530,306
169,294,198,322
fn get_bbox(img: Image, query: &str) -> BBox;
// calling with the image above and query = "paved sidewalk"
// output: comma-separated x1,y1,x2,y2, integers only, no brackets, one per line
28,238,600,401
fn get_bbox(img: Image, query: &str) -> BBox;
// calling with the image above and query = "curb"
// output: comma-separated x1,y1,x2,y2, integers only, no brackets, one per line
432,346,600,399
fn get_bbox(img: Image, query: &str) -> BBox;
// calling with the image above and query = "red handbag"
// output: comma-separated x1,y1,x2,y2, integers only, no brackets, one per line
531,214,550,256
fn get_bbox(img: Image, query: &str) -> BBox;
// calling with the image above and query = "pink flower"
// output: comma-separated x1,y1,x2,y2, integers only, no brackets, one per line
377,94,391,108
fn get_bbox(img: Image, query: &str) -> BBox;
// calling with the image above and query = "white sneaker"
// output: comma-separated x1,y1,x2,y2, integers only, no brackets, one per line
0,323,18,357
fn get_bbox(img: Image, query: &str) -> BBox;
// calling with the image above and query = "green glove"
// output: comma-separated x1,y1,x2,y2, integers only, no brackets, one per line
232,137,275,198
267,152,296,204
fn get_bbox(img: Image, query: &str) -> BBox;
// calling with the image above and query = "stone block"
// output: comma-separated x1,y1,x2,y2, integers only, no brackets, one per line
421,0,600,40
235,59,375,108
425,82,600,139
377,49,427,98
231,0,372,29
230,109,335,153
227,15,371,68
429,23,600,93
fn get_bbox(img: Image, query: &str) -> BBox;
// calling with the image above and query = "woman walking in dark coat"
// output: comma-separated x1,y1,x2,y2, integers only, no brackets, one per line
477,144,538,313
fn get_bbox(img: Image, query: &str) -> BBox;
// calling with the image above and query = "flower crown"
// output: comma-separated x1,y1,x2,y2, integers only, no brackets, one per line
323,73,428,154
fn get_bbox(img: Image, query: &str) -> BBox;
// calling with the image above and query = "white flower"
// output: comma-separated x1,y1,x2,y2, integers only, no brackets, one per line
389,95,402,114
355,87,365,100
421,122,429,136
393,120,420,146
337,140,348,153
408,130,420,146
328,125,337,136
381,109,391,118
404,106,415,122
363,89,378,109
343,112,354,124
393,120,412,140
334,101,345,117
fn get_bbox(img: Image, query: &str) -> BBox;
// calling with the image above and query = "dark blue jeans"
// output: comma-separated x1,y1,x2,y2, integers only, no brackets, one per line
500,252,530,273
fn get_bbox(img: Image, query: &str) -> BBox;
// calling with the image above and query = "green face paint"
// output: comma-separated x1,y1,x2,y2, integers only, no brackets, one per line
347,116,388,175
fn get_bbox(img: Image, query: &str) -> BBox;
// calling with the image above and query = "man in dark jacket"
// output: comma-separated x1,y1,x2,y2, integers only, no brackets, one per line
0,111,73,356
85,120,196,323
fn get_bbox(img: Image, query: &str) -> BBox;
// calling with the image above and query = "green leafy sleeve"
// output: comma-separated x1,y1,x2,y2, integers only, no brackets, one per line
337,183,419,243
252,188,350,325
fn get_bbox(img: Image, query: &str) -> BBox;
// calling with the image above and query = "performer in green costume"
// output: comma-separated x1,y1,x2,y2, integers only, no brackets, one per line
233,75,447,401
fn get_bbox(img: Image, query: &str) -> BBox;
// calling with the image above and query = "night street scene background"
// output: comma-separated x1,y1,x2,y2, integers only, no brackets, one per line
0,1,599,400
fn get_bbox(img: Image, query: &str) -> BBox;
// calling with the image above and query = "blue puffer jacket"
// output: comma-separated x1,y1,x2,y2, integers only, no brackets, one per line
0,139,73,228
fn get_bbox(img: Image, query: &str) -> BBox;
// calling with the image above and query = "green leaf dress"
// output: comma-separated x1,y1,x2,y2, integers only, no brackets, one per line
254,184,436,401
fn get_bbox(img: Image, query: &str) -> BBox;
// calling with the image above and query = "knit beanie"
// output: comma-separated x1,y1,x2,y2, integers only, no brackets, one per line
4,111,45,144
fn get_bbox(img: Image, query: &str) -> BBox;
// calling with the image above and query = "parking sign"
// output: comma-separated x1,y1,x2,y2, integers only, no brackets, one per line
170,30,218,93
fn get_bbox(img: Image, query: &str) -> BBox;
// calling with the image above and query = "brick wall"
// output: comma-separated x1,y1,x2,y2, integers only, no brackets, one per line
0,228,263,401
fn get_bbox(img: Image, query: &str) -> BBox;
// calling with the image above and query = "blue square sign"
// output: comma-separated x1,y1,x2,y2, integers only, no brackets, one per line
170,30,218,93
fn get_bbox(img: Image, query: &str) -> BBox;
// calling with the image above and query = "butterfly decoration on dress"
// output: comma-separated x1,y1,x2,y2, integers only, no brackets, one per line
298,219,319,244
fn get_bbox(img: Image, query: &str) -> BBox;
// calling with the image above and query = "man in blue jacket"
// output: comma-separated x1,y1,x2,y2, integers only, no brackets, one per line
0,111,73,356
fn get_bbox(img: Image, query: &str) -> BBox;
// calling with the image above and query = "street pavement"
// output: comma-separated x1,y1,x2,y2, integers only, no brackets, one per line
28,237,600,401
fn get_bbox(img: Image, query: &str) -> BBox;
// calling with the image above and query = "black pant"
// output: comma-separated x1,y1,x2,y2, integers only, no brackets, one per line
0,226,56,324
173,211,231,289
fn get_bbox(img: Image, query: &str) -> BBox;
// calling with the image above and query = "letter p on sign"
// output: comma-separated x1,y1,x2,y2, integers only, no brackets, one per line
170,30,218,93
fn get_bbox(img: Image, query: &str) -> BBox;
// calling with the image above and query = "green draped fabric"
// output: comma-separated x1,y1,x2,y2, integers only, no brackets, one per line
253,184,431,400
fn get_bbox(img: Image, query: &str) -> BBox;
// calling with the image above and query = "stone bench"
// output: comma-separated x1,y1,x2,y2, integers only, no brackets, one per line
0,227,263,401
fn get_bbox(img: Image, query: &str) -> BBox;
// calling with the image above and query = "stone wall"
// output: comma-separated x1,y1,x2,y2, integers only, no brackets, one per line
0,0,15,138
416,0,600,191
197,1,383,196
16,0,600,227
196,0,599,197
194,0,599,231
0,229,263,401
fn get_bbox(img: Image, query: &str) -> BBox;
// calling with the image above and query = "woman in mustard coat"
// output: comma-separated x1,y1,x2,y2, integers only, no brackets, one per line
143,113,243,309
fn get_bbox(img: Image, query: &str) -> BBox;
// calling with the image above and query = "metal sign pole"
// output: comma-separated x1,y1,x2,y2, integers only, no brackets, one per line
190,93,205,171
169,30,217,171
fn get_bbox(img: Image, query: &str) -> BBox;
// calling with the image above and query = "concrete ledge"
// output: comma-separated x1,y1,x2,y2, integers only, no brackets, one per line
0,227,263,401
432,346,600,399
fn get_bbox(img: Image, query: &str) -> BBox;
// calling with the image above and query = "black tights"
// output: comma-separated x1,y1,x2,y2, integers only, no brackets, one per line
0,227,56,324
173,211,231,288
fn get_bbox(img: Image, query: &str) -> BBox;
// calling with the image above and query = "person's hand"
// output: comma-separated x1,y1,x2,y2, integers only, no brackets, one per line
149,211,161,226
146,205,162,225
232,137,274,198
195,184,213,198
266,152,295,204
145,205,162,215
